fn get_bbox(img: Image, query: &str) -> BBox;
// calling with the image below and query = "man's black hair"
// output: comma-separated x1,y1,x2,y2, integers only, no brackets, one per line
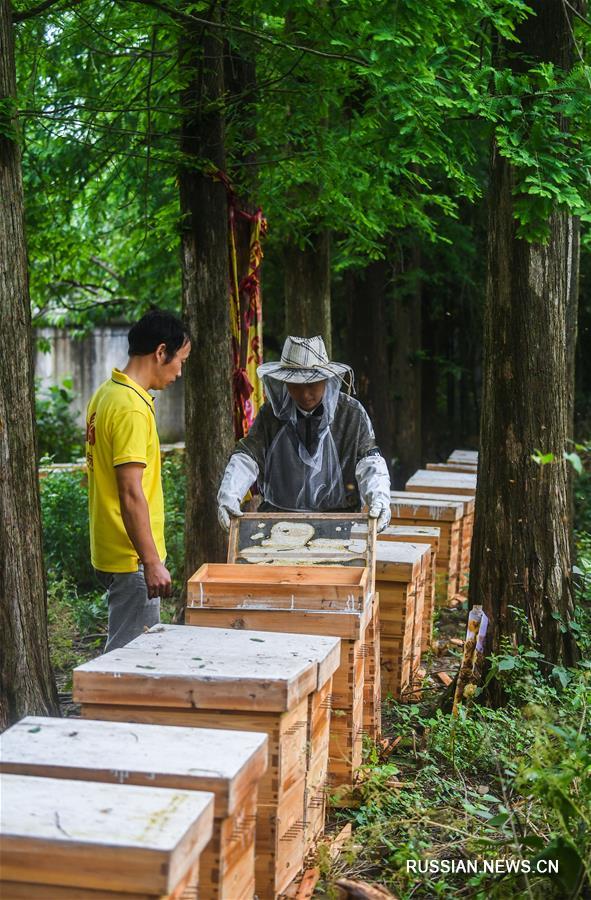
128,310,189,362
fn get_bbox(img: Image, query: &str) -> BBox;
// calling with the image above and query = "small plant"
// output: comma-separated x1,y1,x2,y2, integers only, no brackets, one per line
35,378,84,462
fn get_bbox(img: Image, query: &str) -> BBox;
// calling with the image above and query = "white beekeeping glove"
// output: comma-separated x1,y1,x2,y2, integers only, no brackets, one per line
217,453,259,532
356,452,391,533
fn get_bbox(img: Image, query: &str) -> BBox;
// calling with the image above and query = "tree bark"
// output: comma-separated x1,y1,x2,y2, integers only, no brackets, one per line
391,247,422,485
346,262,394,469
179,7,234,597
470,1,580,676
0,0,59,727
284,231,332,353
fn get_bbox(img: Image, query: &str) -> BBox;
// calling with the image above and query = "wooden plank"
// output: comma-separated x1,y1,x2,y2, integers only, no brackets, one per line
448,449,478,463
390,493,463,521
124,623,340,695
0,716,267,819
399,490,475,515
405,469,477,497
427,462,478,474
73,625,321,713
185,606,368,640
0,774,213,895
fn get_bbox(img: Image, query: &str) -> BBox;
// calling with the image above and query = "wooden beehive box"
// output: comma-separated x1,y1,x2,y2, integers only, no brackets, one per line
448,449,478,464
185,602,369,794
405,469,477,497
390,492,463,604
352,524,439,651
188,563,368,612
1,716,267,900
372,542,431,700
401,491,475,596
0,773,213,899
122,623,339,857
188,512,378,770
73,625,339,900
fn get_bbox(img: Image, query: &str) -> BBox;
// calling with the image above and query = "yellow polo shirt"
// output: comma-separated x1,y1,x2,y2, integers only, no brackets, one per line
86,369,165,572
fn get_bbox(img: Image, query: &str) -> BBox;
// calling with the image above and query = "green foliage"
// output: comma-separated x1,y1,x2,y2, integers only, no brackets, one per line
14,0,590,345
46,577,106,685
35,378,84,462
40,468,93,590
324,646,591,899
323,523,591,900
161,452,186,602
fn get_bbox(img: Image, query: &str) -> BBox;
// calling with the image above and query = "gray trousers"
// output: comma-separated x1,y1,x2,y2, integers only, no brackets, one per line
96,565,160,653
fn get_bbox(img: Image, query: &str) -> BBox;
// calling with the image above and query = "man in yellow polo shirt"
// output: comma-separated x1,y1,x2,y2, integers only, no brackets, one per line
86,310,191,651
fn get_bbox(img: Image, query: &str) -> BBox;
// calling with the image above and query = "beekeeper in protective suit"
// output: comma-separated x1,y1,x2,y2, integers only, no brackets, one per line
217,335,391,532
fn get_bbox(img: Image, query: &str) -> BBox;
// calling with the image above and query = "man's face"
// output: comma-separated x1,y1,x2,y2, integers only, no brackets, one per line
154,339,191,389
287,379,326,412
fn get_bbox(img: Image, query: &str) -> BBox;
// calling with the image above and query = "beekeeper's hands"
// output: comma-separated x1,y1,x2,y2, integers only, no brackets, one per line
368,502,391,533
217,453,259,533
356,451,391,534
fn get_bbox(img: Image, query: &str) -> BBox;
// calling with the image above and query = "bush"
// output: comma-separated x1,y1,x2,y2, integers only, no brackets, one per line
161,451,187,599
35,378,84,462
47,578,106,685
40,468,94,590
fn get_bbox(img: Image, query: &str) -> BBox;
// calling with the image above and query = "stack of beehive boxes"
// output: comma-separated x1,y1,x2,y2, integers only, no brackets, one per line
0,716,267,899
186,512,378,793
72,625,340,899
390,492,464,604
406,464,477,598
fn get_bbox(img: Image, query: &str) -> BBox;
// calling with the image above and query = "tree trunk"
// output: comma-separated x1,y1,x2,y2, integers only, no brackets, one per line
284,231,332,352
391,247,422,485
179,7,234,598
0,0,59,727
346,262,394,469
470,1,580,676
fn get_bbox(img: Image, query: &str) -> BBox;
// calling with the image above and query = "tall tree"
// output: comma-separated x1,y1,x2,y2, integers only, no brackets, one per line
179,5,234,589
391,245,422,484
284,232,332,348
470,0,585,676
0,0,59,727
346,260,394,468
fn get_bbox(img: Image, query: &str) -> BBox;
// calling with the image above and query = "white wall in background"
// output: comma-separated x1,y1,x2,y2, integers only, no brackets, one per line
35,326,185,442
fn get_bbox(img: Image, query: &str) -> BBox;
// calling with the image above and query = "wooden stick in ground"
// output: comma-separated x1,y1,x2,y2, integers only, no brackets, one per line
452,605,482,715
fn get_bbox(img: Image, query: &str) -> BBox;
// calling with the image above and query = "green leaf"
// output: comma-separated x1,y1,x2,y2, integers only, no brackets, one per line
531,450,555,465
551,666,571,689
497,656,516,671
564,452,583,475
487,812,510,827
